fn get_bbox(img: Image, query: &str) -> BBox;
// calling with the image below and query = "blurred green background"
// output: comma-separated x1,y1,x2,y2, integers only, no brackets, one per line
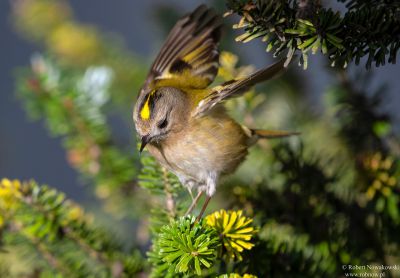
0,0,399,277
1,1,399,202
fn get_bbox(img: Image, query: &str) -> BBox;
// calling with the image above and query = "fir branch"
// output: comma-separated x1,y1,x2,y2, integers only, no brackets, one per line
17,54,139,215
253,220,337,276
148,216,220,277
205,210,257,261
219,274,257,278
338,0,400,10
331,70,391,153
0,179,143,276
138,151,185,235
162,167,176,218
226,0,400,68
32,236,71,276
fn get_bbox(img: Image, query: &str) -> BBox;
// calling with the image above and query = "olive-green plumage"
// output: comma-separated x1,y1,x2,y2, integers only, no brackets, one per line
133,5,298,218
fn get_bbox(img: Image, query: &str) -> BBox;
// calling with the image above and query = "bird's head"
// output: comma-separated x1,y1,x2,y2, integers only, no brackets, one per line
133,86,189,152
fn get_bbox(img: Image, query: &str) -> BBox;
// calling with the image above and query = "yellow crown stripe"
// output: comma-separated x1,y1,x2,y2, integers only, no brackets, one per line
140,101,150,120
140,90,156,120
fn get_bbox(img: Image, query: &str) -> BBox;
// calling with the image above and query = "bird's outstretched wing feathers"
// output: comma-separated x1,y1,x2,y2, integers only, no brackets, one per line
192,59,286,117
142,5,222,92
137,5,287,121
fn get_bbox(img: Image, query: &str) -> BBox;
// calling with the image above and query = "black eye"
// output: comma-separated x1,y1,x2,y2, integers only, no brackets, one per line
157,118,168,129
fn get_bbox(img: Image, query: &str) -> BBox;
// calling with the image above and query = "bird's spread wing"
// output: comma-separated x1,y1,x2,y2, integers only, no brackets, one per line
192,59,286,117
142,5,222,92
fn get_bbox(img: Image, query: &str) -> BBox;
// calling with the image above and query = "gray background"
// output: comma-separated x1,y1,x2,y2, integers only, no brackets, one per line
1,1,399,202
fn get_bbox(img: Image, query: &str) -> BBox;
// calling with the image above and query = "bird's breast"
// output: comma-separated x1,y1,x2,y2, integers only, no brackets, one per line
147,109,249,183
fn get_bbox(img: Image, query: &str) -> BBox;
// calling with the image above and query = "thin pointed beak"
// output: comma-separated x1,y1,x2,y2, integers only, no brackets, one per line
139,135,151,153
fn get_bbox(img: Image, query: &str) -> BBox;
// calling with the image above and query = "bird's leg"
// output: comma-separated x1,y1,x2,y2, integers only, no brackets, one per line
194,174,216,222
195,195,211,223
188,187,194,201
185,191,203,216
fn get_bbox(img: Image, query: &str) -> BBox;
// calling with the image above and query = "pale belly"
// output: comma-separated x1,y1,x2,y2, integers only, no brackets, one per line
146,111,249,194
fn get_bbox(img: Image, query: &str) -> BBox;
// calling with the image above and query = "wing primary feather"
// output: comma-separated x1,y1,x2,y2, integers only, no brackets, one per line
151,6,205,72
224,59,286,96
194,59,286,117
152,6,208,73
142,4,222,91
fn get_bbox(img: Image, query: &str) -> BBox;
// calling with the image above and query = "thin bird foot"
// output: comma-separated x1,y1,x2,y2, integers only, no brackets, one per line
194,196,211,223
185,191,203,216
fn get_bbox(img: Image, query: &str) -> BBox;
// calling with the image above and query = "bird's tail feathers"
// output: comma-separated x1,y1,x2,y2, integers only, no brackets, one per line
251,129,300,139
245,128,299,146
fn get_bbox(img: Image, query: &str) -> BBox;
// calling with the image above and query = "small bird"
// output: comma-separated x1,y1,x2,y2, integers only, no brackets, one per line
133,5,298,220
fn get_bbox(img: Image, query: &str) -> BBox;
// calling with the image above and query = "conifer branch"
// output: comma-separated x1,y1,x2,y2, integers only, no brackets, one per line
226,0,400,68
0,179,143,276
